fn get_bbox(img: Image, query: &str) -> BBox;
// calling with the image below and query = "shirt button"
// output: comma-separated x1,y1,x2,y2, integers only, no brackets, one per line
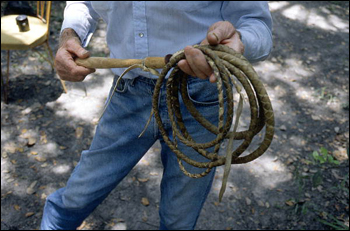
139,33,144,38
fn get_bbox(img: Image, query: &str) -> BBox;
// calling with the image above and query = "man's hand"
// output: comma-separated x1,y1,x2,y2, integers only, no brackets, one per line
178,21,244,83
55,28,95,82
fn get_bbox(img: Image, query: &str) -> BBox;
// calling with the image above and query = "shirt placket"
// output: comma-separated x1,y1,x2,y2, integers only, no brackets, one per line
132,1,148,59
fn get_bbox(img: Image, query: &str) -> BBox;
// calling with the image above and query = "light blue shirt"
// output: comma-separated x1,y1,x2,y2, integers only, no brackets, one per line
62,1,273,79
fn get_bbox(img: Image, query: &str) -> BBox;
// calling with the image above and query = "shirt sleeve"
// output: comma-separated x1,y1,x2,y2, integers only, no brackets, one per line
221,1,273,63
61,1,100,46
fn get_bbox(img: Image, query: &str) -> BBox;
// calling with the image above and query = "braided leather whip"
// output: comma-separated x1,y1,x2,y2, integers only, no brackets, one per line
153,44,274,200
77,44,275,201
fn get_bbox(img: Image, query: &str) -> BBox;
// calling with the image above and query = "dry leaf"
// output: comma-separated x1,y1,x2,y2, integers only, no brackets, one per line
138,178,149,183
40,131,47,144
333,148,348,162
285,200,296,206
25,212,35,218
14,205,21,211
2,152,8,159
141,197,150,206
27,137,36,147
75,127,84,139
26,181,38,195
35,157,47,162
41,193,47,200
77,221,87,230
140,159,149,166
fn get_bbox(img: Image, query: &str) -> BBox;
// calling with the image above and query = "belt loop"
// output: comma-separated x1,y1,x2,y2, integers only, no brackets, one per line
130,77,136,87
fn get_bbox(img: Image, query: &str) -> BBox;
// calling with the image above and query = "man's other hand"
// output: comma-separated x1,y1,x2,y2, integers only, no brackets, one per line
178,21,244,83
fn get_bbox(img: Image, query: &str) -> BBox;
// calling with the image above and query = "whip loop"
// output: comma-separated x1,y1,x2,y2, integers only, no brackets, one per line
101,44,274,201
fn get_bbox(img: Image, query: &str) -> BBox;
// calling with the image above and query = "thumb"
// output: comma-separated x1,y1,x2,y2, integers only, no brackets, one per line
207,21,236,45
66,39,90,59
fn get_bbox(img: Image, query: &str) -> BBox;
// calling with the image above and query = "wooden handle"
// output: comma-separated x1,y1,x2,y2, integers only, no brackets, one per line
75,57,166,69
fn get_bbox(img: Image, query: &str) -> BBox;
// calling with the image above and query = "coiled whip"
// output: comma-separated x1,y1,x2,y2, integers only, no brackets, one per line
76,44,274,201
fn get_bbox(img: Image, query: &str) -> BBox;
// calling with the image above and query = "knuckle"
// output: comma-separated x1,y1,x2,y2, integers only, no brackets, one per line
70,69,80,77
65,39,74,48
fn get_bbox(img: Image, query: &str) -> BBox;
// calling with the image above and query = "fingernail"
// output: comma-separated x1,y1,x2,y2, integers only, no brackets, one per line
212,32,219,42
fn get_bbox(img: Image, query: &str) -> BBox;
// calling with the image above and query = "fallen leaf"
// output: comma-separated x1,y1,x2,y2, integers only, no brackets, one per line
41,163,48,168
138,178,149,183
77,221,87,230
140,159,150,166
279,125,287,131
40,131,48,144
258,200,265,207
35,157,47,162
25,212,35,218
245,197,252,205
27,137,37,147
26,181,38,195
311,115,321,121
333,148,348,162
75,127,84,139
41,193,47,200
285,200,296,206
14,205,21,211
141,197,150,206
2,152,8,158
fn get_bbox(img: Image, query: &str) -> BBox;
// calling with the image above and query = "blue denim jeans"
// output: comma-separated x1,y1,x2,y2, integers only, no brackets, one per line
41,75,222,230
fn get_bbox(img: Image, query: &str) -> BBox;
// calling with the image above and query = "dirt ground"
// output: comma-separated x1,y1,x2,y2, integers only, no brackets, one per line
1,1,349,230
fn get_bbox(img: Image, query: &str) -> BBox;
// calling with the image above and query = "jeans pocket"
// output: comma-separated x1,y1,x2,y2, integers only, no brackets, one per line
186,77,225,106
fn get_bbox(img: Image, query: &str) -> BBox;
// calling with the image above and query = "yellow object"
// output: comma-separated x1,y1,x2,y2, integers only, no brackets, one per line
1,15,49,50
1,1,67,104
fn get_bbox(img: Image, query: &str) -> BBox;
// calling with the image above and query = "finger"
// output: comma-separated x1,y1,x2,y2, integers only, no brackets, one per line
207,21,236,45
209,73,217,83
200,38,209,45
65,38,90,59
184,46,212,79
220,33,245,54
56,50,95,81
178,60,196,76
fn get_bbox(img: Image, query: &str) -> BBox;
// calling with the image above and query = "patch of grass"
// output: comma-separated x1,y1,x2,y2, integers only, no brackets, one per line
313,87,337,104
317,214,349,230
311,147,340,165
